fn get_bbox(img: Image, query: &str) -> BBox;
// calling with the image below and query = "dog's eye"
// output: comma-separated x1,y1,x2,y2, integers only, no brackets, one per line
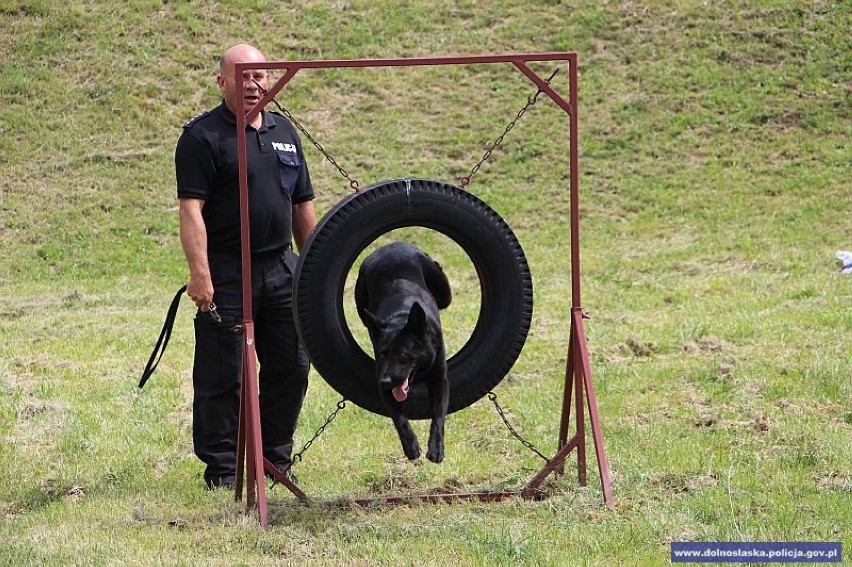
387,348,408,362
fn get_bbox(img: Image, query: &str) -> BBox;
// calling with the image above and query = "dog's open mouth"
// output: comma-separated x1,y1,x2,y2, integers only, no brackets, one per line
392,377,410,402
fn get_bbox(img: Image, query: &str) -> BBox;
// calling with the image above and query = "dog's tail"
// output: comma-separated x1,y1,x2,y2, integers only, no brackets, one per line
138,285,187,388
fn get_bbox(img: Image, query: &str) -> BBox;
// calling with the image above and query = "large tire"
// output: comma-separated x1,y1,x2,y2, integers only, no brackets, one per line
294,178,533,419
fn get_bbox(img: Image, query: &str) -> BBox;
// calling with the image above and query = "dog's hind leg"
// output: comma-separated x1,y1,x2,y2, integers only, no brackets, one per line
426,363,449,463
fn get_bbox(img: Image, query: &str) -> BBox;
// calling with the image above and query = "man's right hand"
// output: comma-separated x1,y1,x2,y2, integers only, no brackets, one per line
187,273,214,312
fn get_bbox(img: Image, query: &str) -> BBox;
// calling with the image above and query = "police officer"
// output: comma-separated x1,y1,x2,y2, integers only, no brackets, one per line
175,44,317,489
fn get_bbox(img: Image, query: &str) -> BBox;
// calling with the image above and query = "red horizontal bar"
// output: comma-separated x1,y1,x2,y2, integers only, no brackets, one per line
236,52,575,73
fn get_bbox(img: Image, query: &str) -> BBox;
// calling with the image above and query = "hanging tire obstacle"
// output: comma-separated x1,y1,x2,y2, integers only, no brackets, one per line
293,178,533,420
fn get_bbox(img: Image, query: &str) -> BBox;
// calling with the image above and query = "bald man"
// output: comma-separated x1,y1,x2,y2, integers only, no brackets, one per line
175,44,317,489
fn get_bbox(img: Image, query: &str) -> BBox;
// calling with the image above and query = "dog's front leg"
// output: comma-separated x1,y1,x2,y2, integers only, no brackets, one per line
426,364,449,463
383,391,421,460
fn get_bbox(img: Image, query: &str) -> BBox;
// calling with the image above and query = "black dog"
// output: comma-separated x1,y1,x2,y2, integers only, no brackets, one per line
354,241,452,463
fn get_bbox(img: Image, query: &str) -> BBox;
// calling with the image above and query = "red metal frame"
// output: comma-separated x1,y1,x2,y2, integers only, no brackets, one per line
233,53,613,527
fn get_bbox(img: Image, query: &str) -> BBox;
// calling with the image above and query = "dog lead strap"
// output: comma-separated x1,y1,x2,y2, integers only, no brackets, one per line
139,285,187,388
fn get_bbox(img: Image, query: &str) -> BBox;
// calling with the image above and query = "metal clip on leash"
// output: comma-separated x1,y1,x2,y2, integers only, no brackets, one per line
208,302,222,324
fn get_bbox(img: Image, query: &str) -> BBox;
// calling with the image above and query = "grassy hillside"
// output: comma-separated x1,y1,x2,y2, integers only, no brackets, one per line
1,1,850,565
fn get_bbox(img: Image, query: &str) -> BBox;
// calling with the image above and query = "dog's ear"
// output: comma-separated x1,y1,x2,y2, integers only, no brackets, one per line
405,302,427,339
360,308,385,334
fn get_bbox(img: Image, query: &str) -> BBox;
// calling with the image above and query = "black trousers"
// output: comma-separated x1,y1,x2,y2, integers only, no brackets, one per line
191,247,309,483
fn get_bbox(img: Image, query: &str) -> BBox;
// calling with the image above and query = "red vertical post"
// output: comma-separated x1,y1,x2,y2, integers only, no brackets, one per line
569,54,587,488
568,54,581,309
234,65,269,527
560,54,613,507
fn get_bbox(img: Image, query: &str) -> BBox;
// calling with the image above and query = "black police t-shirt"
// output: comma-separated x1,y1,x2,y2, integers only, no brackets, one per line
175,102,314,255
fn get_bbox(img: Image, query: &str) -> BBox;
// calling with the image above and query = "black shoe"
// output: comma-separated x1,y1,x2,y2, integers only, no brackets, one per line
205,475,236,490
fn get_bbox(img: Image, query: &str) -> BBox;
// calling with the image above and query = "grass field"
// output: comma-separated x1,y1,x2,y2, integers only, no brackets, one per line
1,1,850,565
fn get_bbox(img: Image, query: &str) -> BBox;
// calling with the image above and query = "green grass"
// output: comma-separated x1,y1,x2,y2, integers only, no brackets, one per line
1,0,850,565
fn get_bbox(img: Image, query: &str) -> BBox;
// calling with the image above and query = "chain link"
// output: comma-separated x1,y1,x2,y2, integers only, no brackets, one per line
487,391,550,463
253,80,361,192
457,67,559,189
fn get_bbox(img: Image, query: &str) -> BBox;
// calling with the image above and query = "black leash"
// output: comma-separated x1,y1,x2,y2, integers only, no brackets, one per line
139,285,187,388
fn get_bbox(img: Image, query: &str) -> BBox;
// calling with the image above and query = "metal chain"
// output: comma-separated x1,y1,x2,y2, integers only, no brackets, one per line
253,80,361,192
271,398,347,486
487,391,550,463
457,67,560,189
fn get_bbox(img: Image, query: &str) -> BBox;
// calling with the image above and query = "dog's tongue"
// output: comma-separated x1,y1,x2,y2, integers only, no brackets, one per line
392,378,410,402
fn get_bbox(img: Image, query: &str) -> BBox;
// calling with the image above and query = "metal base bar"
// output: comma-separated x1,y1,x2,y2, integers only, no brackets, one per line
262,458,309,501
